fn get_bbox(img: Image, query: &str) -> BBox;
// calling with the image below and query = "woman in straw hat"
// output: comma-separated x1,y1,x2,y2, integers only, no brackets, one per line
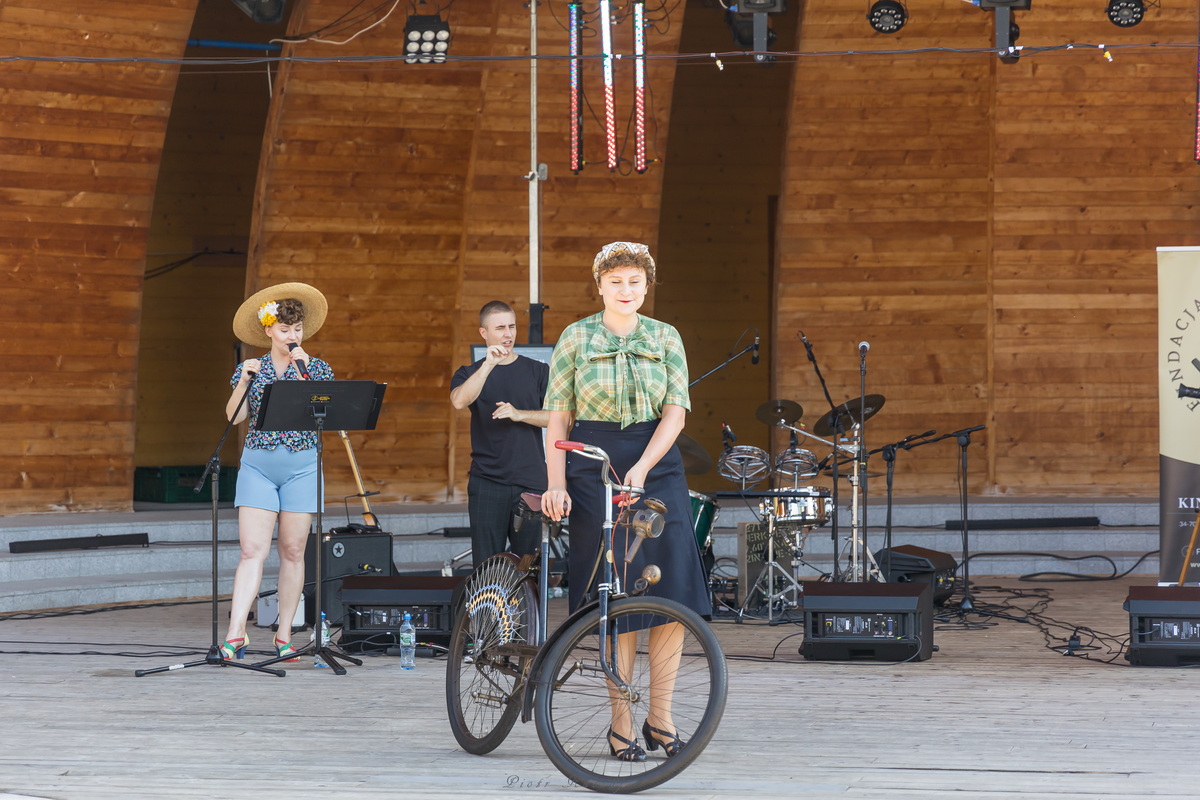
222,282,333,662
541,242,709,762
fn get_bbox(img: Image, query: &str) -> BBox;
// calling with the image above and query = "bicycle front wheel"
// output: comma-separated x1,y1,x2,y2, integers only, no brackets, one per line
446,553,538,754
533,597,727,794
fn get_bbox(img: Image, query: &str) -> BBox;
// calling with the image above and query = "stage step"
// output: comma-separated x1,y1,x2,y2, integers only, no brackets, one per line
0,497,1162,613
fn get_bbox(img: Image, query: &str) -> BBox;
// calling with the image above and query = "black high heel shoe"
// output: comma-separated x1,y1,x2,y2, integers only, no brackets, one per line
642,720,685,758
607,728,647,762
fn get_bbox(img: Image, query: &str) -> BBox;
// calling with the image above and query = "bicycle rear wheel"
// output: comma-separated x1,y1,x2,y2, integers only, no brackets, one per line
446,553,538,754
533,597,727,794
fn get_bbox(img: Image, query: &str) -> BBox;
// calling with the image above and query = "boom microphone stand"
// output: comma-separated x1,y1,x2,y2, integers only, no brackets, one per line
871,429,936,580
136,371,285,678
798,331,845,581
916,425,986,612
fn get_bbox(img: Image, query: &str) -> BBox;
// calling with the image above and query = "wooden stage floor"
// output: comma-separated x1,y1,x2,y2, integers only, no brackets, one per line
1,575,1197,799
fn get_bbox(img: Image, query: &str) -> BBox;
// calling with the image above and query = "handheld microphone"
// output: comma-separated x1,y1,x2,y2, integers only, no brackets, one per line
859,341,870,358
751,334,760,365
288,342,310,379
721,422,736,452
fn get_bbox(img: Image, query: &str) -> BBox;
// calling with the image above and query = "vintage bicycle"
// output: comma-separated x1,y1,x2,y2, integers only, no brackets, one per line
445,440,727,794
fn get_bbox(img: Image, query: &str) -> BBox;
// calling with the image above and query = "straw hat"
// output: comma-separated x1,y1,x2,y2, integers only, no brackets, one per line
232,282,328,347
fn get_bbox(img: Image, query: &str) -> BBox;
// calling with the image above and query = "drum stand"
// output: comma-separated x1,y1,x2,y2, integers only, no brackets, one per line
838,425,883,583
739,504,801,624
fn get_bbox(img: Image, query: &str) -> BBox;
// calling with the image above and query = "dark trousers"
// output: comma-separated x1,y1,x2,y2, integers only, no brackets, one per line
467,474,539,567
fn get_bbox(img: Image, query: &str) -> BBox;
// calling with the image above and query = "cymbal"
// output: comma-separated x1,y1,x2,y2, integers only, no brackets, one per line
811,394,886,437
755,398,803,426
676,432,713,476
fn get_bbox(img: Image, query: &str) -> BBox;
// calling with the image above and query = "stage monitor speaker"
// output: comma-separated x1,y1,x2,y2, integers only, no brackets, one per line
340,575,464,651
1125,585,1200,667
304,531,394,626
800,581,934,662
875,544,958,606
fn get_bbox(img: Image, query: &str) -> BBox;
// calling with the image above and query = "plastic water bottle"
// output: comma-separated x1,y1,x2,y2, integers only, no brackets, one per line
398,612,416,670
314,611,331,668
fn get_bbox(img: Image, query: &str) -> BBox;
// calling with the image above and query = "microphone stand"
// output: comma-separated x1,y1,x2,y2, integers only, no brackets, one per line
869,429,937,580
799,332,845,582
911,425,986,613
689,335,758,388
136,371,286,678
858,349,869,579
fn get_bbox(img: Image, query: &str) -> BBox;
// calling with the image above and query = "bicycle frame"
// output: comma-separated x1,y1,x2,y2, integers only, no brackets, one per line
550,441,640,698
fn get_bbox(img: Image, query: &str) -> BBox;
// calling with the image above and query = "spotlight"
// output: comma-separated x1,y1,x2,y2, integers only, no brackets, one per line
229,0,285,24
1106,0,1143,26
404,14,451,64
867,0,908,34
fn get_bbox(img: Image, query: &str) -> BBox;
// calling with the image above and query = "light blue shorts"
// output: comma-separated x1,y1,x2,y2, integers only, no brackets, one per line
236,446,323,514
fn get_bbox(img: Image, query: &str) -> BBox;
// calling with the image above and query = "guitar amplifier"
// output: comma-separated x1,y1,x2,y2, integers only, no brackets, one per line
303,531,394,626
340,574,465,651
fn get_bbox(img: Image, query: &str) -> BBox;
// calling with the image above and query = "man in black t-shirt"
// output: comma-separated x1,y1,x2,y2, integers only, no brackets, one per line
450,301,550,566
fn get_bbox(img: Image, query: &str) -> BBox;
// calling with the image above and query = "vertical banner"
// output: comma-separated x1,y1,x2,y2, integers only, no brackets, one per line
1157,247,1200,583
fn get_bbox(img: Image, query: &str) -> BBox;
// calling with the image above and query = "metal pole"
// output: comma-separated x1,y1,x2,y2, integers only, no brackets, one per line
528,0,545,344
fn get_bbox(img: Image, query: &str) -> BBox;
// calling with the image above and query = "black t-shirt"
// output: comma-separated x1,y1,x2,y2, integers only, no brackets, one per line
451,355,549,491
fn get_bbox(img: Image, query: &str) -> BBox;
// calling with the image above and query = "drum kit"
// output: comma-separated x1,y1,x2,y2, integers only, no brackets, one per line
681,394,889,622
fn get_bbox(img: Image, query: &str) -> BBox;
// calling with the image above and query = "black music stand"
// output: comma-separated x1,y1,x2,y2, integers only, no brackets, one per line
252,379,386,674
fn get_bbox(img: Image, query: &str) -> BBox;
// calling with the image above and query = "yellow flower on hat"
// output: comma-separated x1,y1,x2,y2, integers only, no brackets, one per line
257,301,279,327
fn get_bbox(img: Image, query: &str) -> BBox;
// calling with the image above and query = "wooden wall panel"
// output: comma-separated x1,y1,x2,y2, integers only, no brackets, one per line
0,0,198,513
778,0,1200,496
248,0,687,504
653,2,798,495
135,0,288,470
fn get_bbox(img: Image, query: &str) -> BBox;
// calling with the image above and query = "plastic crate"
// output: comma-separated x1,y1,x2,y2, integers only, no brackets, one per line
134,465,237,503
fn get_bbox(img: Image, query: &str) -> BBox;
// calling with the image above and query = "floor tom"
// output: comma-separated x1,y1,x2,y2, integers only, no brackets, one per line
688,490,720,551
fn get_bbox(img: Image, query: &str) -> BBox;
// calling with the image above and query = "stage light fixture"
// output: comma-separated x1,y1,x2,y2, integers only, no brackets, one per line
723,8,781,62
867,0,908,34
404,14,451,64
1106,0,1144,26
230,0,285,24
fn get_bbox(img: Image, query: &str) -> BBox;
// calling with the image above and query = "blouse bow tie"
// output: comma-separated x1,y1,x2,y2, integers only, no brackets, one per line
589,327,663,428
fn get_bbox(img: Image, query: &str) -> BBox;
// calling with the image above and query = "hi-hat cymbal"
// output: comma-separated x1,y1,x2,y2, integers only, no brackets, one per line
755,399,803,426
812,394,886,437
675,432,713,476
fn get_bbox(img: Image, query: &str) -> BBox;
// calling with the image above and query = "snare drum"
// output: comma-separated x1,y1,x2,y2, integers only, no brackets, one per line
688,490,720,551
773,447,818,480
717,445,771,484
766,487,832,526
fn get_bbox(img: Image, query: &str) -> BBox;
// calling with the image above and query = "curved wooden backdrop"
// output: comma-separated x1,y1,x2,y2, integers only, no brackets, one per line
247,0,686,505
4,0,1197,514
1,0,199,513
776,0,1200,495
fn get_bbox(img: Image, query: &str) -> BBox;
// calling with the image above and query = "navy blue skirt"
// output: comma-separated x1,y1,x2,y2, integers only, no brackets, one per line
565,419,711,619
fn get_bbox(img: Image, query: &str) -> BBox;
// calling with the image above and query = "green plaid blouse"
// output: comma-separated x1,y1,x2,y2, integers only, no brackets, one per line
545,312,690,428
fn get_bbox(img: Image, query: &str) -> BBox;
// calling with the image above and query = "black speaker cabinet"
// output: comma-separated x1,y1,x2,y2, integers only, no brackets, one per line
304,531,394,626
800,581,934,662
875,544,958,606
340,575,465,651
1125,585,1200,667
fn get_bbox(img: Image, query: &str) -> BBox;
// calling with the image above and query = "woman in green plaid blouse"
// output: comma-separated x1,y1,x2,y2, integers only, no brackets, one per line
542,241,710,762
